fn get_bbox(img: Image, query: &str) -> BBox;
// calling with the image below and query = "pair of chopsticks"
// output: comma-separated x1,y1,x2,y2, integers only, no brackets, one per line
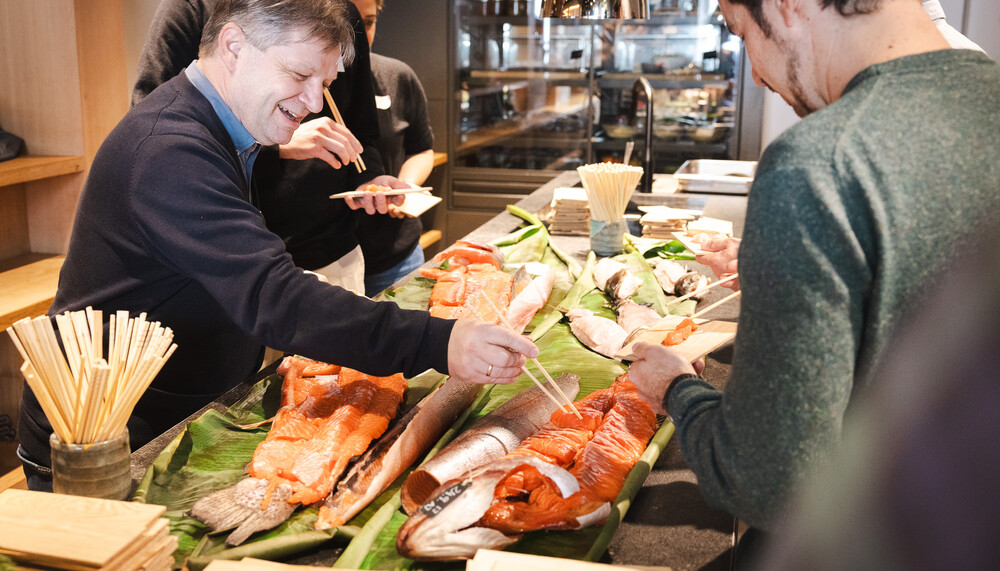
470,292,582,419
323,87,366,174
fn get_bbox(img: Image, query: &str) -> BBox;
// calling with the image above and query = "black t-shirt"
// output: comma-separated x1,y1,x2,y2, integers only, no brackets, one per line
355,53,434,274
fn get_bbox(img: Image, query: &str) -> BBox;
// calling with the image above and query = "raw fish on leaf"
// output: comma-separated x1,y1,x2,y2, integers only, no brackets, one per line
396,379,657,561
615,299,663,334
190,357,407,545
317,377,483,529
674,272,710,302
567,309,628,359
592,258,643,302
400,373,581,515
505,265,556,333
652,258,689,295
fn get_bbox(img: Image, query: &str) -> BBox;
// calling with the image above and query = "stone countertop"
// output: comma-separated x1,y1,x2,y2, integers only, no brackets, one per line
131,171,747,570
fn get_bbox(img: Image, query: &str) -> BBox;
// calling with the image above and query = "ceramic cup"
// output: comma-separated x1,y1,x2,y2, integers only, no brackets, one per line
590,219,626,257
50,430,131,500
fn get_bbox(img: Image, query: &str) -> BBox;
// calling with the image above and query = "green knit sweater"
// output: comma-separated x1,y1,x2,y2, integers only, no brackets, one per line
667,50,1000,529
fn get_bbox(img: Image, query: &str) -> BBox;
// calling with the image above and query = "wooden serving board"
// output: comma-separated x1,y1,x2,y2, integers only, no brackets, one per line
616,318,737,362
205,558,340,570
0,489,166,570
469,549,671,571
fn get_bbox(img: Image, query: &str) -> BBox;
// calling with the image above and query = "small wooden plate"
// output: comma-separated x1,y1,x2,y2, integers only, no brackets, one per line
616,317,737,362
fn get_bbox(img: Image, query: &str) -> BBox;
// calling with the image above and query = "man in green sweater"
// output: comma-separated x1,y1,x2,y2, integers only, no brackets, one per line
627,0,1000,547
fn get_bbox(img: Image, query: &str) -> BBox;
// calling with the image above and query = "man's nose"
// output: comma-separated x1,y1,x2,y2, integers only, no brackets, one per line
302,81,325,114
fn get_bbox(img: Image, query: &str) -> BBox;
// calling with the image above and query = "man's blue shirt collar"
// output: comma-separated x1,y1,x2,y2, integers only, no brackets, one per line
185,62,259,179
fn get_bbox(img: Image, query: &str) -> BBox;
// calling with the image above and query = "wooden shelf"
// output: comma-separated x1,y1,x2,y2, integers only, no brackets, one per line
432,152,448,167
0,156,85,188
0,254,65,330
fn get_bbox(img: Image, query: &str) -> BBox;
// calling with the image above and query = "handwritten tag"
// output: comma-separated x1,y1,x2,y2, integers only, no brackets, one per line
419,479,472,516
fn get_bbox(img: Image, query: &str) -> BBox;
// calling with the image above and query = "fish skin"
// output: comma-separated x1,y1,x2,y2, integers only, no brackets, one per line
316,378,483,529
396,457,579,561
399,373,581,515
189,477,298,546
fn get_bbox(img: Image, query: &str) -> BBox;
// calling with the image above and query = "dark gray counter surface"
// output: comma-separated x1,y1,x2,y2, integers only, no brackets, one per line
132,171,747,570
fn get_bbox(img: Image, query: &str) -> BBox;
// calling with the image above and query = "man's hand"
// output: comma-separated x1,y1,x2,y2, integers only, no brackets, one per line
277,117,362,169
447,318,539,384
627,342,698,415
696,235,741,290
344,175,409,215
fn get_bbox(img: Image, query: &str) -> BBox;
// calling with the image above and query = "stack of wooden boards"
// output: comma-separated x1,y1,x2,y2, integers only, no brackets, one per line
547,187,591,235
637,205,700,240
0,489,176,570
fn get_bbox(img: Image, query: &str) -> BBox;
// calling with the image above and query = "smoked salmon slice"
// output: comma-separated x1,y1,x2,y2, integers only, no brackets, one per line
190,356,407,545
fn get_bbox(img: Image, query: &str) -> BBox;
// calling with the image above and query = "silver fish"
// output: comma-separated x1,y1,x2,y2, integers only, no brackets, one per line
317,377,482,529
396,457,594,561
399,373,581,515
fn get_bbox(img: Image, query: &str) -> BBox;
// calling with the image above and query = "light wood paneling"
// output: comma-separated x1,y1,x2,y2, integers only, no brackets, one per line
0,0,83,156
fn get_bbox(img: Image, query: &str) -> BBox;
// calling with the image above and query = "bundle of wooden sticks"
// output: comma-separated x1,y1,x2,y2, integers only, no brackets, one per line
576,162,644,222
6,308,177,445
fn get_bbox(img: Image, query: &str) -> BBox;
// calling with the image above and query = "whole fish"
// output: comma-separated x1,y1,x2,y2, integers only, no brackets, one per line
396,457,584,561
316,377,482,529
399,373,581,515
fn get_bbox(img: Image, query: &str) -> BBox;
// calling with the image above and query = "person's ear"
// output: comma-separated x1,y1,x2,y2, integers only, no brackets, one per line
217,22,245,71
774,0,806,29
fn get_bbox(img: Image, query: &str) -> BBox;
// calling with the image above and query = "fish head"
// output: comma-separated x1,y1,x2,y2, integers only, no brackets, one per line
396,457,578,561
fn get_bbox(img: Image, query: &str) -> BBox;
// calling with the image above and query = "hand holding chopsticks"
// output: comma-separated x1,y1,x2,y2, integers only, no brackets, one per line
323,87,366,173
473,293,582,419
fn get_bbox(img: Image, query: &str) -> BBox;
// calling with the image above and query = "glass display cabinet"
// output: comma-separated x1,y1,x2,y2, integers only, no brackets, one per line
450,0,762,198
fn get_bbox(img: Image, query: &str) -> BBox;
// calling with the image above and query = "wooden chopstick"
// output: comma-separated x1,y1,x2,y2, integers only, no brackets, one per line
691,290,742,319
464,306,563,408
665,273,739,307
475,293,583,418
322,87,366,173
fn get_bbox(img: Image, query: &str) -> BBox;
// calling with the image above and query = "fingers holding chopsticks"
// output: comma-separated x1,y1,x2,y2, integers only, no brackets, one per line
448,318,538,384
277,116,362,170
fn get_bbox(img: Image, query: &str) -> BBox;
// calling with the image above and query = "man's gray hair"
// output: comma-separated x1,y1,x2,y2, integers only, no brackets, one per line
199,0,355,66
